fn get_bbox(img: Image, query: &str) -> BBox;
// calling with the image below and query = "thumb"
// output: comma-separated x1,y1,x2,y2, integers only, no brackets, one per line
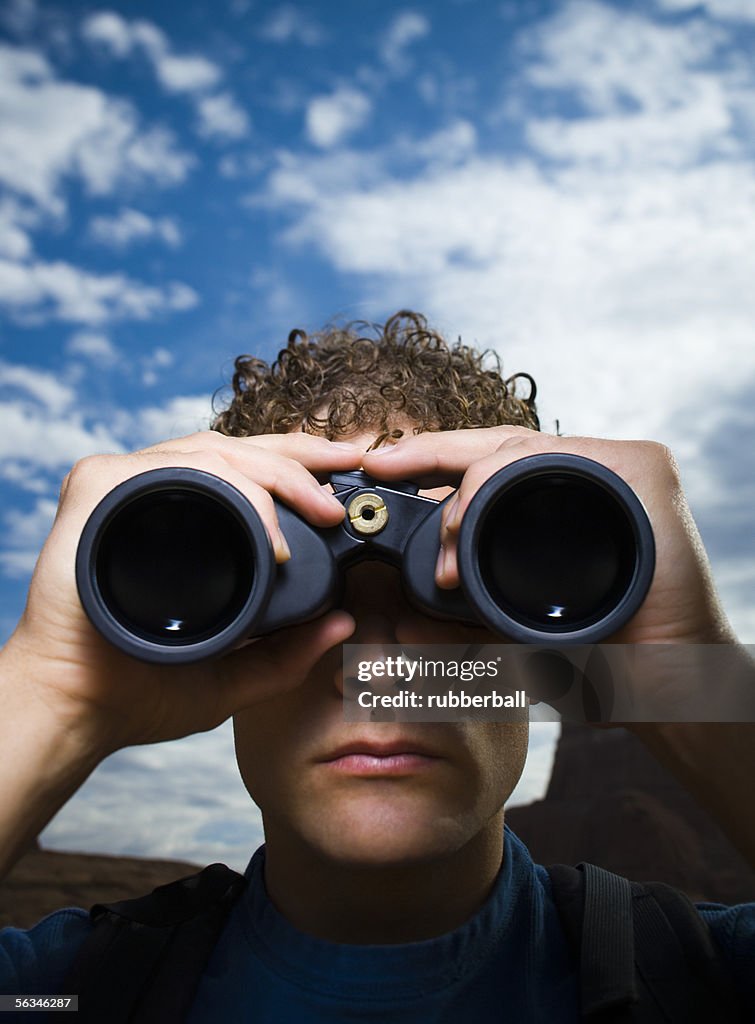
213,611,356,716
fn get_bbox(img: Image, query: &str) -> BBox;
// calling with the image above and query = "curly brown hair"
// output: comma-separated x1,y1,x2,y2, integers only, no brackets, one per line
212,310,539,446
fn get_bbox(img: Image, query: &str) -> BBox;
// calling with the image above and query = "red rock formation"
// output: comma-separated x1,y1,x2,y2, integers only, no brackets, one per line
506,723,755,904
0,847,202,930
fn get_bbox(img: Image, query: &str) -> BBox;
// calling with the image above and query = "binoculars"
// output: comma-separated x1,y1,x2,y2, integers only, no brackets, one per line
75,454,655,664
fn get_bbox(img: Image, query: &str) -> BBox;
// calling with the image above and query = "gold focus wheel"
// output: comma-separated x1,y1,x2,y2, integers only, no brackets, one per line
347,493,389,535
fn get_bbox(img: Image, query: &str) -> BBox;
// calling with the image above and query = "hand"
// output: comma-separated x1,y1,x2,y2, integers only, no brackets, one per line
2,432,364,755
362,426,735,647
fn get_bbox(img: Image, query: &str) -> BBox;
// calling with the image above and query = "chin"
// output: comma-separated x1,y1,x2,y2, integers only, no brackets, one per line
304,794,472,868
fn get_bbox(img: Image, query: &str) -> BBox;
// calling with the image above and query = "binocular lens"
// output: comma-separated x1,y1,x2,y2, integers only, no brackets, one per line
95,490,256,645
477,474,637,631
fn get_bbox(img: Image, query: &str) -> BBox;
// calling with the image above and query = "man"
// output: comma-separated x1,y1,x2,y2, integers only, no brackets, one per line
0,311,753,1021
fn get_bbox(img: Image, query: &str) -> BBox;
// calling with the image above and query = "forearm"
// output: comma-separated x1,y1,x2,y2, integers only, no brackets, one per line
0,640,105,881
630,721,755,869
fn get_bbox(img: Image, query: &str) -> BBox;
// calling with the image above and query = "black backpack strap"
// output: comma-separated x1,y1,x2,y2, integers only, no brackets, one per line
547,863,744,1024
60,863,246,1024
630,881,743,1023
548,863,638,1019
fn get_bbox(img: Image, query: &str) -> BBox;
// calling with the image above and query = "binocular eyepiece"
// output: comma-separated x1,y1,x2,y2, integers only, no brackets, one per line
75,454,655,664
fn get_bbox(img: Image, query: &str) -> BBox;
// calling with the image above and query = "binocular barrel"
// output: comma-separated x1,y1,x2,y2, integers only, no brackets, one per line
75,454,655,663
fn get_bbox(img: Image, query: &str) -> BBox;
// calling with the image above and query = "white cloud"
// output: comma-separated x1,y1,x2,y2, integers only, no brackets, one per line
657,0,755,21
66,330,119,366
196,92,250,140
153,51,220,94
306,88,372,149
523,2,717,115
0,199,36,260
118,394,213,448
88,208,182,249
0,44,192,213
83,11,221,94
0,359,75,414
140,346,175,387
78,123,193,197
0,550,41,578
259,5,325,46
0,357,122,484
0,461,50,495
0,258,198,325
80,10,132,56
275,151,755,438
520,1,735,169
380,10,430,72
526,90,732,170
151,347,174,368
40,719,262,869
0,402,124,469
3,497,58,552
412,120,477,166
82,12,248,145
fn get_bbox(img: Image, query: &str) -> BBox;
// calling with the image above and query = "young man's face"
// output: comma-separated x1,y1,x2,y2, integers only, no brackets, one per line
233,430,529,868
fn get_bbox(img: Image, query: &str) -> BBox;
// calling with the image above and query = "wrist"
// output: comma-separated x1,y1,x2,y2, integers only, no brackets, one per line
0,629,119,762
0,644,110,879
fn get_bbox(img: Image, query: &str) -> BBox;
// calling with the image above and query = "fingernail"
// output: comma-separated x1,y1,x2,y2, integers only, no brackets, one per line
444,494,460,531
275,528,291,561
435,545,447,580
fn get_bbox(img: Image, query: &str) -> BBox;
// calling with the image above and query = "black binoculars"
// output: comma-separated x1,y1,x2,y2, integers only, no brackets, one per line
75,454,655,664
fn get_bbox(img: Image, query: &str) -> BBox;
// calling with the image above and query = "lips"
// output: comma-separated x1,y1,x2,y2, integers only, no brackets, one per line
318,737,443,776
321,738,441,762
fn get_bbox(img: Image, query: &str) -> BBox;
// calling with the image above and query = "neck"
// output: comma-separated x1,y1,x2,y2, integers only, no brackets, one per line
261,813,506,944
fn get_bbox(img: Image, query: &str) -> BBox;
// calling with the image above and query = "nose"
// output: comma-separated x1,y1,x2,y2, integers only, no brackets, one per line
333,609,400,699
333,560,409,697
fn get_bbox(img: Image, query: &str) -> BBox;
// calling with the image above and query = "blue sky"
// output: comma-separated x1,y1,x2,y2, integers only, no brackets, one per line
1,0,755,866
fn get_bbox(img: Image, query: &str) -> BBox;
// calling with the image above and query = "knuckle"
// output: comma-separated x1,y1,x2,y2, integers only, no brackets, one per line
165,429,224,451
495,433,532,452
495,424,535,441
286,430,317,445
58,470,72,500
189,450,228,475
643,440,680,479
248,482,277,520
195,429,225,448
65,454,109,488
288,457,320,485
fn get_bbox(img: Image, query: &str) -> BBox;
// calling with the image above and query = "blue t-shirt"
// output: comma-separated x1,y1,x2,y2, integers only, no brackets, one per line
1,828,753,1022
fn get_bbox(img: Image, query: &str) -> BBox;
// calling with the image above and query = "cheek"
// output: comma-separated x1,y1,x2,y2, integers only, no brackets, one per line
232,651,345,814
233,707,279,808
470,722,530,811
232,695,311,808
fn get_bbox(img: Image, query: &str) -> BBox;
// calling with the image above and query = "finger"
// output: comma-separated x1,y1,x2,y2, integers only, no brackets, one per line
144,431,364,476
361,426,548,487
214,611,356,716
212,444,352,528
231,432,368,484
142,433,365,519
435,441,554,588
58,450,290,565
170,455,331,564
